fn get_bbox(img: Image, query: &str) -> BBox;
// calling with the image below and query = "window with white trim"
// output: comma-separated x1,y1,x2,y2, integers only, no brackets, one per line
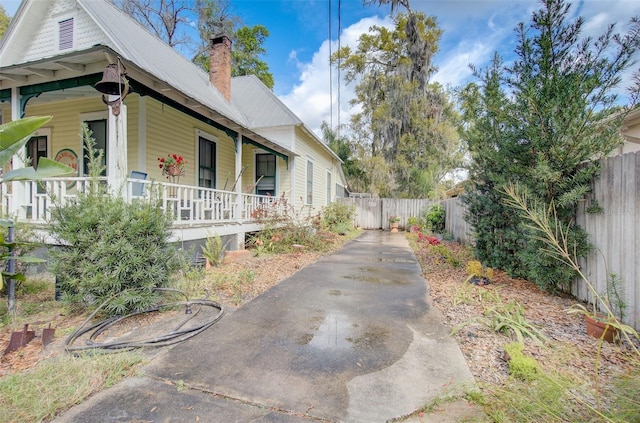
199,136,217,189
256,153,276,196
306,160,313,204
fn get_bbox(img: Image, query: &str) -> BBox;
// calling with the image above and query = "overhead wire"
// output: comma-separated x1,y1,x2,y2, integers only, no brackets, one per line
329,0,333,130
337,0,342,134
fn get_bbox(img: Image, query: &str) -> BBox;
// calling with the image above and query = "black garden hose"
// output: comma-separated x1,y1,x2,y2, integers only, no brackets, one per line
65,288,224,354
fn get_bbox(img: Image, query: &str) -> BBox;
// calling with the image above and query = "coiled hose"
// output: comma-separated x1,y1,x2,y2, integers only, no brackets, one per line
65,288,224,354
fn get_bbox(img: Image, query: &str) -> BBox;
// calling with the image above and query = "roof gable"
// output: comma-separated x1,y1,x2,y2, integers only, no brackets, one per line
1,0,109,65
1,0,247,125
231,75,301,128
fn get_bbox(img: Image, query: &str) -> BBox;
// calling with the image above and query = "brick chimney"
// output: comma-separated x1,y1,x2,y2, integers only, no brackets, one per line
209,34,232,101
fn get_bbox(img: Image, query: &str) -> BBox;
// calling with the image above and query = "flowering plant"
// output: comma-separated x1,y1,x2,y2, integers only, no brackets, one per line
388,215,400,223
158,154,186,177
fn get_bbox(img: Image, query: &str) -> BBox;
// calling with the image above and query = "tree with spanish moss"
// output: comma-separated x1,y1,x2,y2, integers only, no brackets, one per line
333,7,461,198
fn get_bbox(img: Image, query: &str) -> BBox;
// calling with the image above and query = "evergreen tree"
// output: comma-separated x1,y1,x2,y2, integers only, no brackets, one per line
461,0,640,291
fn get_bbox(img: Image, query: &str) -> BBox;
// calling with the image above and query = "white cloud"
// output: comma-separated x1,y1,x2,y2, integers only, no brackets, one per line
433,41,493,88
278,16,392,137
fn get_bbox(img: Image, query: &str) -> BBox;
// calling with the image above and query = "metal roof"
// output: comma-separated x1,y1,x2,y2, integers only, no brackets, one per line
78,0,248,126
231,75,301,128
0,0,296,158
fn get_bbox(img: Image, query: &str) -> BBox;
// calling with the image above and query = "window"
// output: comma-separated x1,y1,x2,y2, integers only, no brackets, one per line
256,153,276,196
27,136,47,170
27,135,48,195
58,18,74,50
199,136,216,188
83,119,107,175
326,171,332,204
306,160,313,204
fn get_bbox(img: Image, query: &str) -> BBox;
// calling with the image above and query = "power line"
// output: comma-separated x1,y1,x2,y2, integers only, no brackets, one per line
337,0,341,134
329,0,333,130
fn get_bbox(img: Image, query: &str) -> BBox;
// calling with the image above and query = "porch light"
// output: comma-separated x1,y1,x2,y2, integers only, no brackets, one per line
94,59,132,116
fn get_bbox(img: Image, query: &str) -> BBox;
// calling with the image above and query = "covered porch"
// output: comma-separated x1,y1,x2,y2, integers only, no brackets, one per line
1,175,286,243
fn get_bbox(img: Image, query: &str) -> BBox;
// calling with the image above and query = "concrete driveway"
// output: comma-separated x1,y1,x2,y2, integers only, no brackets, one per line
54,230,477,423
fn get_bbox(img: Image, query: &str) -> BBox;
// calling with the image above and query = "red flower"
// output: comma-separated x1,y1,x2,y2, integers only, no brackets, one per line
158,153,187,178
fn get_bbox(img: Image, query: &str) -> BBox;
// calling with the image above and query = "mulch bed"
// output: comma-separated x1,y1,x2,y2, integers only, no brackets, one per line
414,239,639,387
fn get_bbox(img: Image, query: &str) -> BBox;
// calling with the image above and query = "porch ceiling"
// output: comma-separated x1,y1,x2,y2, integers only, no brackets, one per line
0,48,107,86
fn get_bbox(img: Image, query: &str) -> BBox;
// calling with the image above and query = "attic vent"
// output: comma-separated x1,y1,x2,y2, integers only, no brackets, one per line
58,18,74,50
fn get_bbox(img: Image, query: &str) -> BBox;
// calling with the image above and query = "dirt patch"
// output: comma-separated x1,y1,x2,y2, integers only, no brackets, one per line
0,249,327,377
4,233,637,411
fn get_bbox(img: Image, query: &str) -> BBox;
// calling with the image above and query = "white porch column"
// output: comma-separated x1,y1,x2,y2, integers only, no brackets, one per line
234,132,245,249
106,99,128,198
9,88,26,219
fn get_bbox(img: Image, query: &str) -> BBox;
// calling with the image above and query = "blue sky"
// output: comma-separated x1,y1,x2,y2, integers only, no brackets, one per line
2,0,638,135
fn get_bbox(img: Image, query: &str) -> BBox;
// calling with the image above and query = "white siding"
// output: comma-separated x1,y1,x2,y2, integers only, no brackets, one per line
23,0,108,62
253,126,295,150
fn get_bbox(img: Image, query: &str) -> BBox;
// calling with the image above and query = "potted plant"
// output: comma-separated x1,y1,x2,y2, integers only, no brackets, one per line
567,302,620,343
158,154,186,179
389,215,400,232
566,273,627,343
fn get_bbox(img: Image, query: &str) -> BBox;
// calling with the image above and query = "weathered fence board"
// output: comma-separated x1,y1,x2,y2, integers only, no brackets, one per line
575,151,639,330
340,198,437,230
441,197,473,244
342,197,469,239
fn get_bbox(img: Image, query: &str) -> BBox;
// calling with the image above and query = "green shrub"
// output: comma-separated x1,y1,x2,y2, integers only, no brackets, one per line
251,199,339,253
201,233,228,267
424,204,445,233
503,342,541,381
47,127,183,316
322,202,355,234
48,193,182,316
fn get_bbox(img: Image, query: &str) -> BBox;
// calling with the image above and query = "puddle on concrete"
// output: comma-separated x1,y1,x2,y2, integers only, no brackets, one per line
343,274,410,284
370,257,415,264
308,311,353,350
349,325,390,350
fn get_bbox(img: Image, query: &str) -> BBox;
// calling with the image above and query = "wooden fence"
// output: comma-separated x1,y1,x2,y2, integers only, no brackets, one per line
340,151,639,329
339,196,472,241
338,198,437,230
574,151,639,330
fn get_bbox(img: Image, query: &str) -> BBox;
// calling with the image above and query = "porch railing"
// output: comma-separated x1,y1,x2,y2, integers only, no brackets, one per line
0,176,284,226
